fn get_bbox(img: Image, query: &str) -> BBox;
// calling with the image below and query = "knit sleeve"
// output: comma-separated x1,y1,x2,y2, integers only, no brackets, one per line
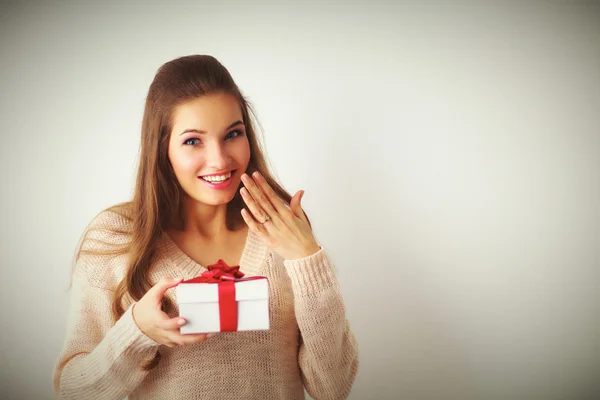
283,248,359,400
52,273,161,400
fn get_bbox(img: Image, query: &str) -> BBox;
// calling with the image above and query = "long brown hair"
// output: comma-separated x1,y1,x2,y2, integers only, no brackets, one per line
72,55,308,370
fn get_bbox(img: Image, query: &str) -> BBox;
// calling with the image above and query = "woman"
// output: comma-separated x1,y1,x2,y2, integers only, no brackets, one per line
52,55,359,400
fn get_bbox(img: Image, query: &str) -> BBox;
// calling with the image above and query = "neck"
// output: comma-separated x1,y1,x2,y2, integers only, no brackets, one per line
177,196,236,240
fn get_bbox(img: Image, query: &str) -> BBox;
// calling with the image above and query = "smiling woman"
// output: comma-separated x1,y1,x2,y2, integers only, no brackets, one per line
52,54,359,400
168,95,250,204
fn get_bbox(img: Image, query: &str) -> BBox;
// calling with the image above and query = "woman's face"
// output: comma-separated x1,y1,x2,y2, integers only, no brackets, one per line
168,92,251,206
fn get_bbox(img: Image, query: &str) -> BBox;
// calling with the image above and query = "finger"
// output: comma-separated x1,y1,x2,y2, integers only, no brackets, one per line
251,171,291,215
157,316,187,331
240,187,271,225
181,333,208,345
166,332,187,346
241,174,278,222
170,332,208,346
249,172,299,232
290,190,308,223
241,208,270,242
148,277,183,303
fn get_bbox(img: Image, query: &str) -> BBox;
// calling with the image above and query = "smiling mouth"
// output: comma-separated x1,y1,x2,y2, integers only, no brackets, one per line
198,170,236,183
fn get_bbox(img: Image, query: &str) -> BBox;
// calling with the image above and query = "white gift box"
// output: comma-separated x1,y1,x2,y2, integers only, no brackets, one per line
176,277,270,334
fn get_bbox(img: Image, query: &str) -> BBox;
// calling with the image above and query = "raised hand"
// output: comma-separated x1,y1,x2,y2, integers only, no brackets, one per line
240,172,321,260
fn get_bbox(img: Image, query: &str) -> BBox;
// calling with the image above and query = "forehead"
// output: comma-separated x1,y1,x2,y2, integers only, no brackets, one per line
171,93,243,133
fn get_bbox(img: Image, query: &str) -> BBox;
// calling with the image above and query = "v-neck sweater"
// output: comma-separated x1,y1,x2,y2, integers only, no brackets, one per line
52,209,359,399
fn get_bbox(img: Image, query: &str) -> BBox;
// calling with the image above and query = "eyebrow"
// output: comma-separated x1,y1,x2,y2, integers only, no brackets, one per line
179,120,244,136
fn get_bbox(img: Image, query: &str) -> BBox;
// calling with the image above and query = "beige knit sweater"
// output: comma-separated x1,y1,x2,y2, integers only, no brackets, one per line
52,209,359,399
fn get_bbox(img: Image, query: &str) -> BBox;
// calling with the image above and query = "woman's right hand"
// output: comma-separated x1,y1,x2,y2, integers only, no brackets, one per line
132,277,214,348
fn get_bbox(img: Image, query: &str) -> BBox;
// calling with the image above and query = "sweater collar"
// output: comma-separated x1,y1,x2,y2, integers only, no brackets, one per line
157,228,269,281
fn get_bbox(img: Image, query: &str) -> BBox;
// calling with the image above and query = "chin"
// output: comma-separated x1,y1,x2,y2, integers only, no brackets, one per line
195,193,236,206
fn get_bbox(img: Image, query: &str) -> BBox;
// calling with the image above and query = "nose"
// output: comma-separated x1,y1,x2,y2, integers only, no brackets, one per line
205,141,231,169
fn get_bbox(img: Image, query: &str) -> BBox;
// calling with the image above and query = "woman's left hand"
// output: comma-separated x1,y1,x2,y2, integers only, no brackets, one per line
240,172,321,260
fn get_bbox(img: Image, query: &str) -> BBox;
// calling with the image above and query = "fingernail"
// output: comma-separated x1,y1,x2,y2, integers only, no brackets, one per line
178,319,186,325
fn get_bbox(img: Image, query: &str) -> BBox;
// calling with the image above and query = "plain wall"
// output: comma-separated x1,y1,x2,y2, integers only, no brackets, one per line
1,1,599,399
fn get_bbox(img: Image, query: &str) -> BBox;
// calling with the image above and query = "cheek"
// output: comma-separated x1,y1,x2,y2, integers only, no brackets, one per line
169,147,204,176
235,138,251,165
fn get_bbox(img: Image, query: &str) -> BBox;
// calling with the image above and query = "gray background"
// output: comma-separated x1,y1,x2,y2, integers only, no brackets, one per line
1,0,599,399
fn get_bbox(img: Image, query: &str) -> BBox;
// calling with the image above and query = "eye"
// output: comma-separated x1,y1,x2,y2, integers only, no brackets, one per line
226,129,244,140
183,138,201,146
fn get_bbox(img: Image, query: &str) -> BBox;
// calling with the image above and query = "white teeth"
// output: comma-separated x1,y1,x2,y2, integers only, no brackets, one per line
201,172,232,183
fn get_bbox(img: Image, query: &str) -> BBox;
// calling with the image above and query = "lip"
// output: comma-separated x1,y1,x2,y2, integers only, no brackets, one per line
200,169,235,178
198,170,236,190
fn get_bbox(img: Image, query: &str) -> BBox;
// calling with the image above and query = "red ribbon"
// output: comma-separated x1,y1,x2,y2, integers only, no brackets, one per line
183,259,246,284
180,259,255,332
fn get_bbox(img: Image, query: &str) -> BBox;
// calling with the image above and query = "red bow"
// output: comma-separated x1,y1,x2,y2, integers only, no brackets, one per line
183,259,245,284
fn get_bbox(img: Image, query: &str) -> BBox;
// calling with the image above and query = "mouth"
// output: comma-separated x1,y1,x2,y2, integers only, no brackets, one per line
198,170,236,185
